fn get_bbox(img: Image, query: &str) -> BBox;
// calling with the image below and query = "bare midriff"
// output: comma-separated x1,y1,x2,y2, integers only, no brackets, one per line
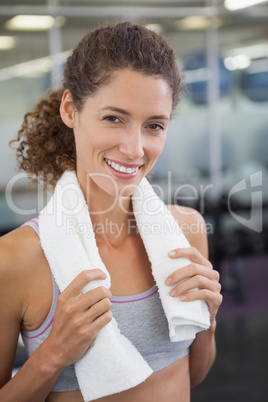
46,356,190,402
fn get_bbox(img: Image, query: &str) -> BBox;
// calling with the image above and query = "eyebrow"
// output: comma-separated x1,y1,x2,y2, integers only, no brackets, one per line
98,106,170,121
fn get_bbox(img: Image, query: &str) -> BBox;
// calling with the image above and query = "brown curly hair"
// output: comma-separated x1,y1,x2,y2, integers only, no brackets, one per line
11,21,183,187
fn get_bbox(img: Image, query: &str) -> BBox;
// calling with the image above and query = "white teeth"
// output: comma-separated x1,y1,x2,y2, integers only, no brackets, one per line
105,158,139,174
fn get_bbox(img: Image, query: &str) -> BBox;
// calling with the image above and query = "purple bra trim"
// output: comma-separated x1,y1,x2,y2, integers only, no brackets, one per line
27,219,39,227
21,219,158,338
111,285,158,303
22,317,54,339
21,287,60,339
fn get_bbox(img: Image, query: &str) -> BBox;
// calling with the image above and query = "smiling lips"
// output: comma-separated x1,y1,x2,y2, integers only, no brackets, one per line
104,158,142,175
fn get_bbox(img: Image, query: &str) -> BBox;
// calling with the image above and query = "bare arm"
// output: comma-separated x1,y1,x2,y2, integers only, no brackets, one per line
0,232,59,402
188,320,217,387
0,340,64,402
167,205,222,387
0,230,112,401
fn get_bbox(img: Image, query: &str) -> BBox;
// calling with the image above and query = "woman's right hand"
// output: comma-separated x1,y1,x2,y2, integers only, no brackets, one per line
45,269,112,369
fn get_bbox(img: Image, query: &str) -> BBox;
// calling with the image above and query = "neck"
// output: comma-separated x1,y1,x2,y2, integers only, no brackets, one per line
78,173,137,246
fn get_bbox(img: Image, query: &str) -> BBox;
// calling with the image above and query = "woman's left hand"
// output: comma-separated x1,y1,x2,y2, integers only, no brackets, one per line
165,247,222,325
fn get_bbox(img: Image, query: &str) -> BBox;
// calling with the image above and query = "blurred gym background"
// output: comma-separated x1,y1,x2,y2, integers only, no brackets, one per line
0,1,267,401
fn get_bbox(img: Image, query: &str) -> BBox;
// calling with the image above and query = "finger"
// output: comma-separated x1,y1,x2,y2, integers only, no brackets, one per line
166,263,220,287
169,271,221,298
168,247,212,269
91,310,113,336
87,297,112,322
78,286,112,311
63,269,107,298
178,288,223,308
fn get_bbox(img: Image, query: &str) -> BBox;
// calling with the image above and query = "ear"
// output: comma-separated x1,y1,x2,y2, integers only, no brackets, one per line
60,89,76,128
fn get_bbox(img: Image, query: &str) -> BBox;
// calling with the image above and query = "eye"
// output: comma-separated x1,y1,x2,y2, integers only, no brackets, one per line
147,123,165,131
103,115,121,123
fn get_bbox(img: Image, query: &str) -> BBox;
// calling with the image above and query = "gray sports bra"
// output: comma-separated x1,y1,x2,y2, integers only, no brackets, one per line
21,219,193,393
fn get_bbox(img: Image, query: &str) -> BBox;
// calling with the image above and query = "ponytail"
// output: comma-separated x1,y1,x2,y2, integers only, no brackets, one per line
10,88,76,187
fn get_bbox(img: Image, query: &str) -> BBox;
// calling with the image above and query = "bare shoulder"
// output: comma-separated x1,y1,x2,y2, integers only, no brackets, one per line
166,205,209,258
0,225,49,385
0,225,47,317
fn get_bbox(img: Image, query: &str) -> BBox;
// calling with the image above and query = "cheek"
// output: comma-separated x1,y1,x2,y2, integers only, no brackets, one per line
73,126,105,155
148,137,166,161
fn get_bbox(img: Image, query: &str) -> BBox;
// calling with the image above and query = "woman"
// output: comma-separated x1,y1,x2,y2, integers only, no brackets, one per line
0,22,222,401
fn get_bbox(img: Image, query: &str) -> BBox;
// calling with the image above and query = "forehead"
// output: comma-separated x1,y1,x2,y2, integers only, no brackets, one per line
84,69,173,117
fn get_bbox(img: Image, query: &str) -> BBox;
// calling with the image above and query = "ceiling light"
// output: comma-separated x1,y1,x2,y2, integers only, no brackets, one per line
224,57,237,70
224,55,251,70
0,36,17,50
224,0,268,11
176,16,209,30
176,16,223,31
4,15,57,31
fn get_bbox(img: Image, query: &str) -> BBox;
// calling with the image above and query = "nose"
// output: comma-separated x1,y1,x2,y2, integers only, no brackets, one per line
118,126,144,160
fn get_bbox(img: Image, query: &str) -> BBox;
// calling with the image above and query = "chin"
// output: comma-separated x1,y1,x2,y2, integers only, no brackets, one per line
107,182,140,199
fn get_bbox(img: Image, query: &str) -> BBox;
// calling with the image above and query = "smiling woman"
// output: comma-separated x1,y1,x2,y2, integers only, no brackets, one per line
1,21,222,402
59,69,172,198
10,22,181,189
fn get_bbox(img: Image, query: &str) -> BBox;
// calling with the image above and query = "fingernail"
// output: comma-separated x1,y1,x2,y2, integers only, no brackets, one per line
165,277,172,286
168,250,176,257
179,295,187,301
170,289,177,297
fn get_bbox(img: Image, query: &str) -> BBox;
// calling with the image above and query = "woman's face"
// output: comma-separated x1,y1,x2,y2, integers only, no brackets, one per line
62,69,173,199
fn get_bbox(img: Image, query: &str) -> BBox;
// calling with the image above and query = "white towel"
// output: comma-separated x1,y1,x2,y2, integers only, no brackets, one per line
39,171,210,401
132,178,210,341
